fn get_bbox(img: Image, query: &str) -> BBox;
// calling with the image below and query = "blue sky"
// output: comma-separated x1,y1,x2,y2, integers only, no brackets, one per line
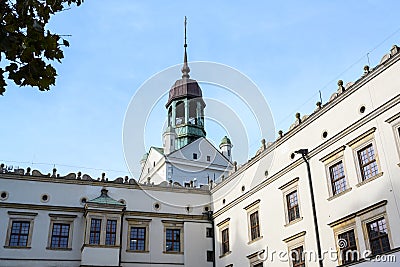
1,1,400,179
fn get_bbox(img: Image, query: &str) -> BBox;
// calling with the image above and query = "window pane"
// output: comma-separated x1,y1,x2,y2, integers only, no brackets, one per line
130,227,146,251
89,219,101,245
9,221,30,247
287,191,300,221
358,144,379,180
367,218,390,255
51,223,70,248
338,229,358,263
105,220,117,245
329,161,347,195
165,229,181,252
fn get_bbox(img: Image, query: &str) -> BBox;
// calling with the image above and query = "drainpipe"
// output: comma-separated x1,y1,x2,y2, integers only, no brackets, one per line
203,210,216,267
295,149,323,267
118,207,126,267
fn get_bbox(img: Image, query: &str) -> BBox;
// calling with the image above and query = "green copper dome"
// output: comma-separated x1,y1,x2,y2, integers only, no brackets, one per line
220,136,232,146
141,153,149,161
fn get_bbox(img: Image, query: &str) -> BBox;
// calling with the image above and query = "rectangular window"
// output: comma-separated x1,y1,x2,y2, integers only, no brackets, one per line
89,219,101,245
221,228,229,255
367,218,391,255
166,229,181,252
253,263,263,267
329,161,347,195
286,191,300,222
338,229,358,264
193,153,198,159
130,227,146,251
9,221,30,247
50,223,70,248
357,144,379,181
206,227,213,238
207,155,211,162
207,250,214,262
105,219,117,246
249,211,260,240
291,246,305,267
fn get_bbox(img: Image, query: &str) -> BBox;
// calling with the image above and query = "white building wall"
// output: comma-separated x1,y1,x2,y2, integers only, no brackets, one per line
211,51,400,267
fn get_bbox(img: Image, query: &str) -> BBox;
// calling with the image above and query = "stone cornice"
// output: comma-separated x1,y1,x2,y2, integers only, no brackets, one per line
1,202,208,221
328,200,387,227
0,173,210,195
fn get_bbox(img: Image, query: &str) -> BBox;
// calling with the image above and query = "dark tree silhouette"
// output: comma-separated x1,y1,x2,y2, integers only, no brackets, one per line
0,0,84,95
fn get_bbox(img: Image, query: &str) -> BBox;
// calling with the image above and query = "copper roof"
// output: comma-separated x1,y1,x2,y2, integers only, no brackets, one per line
166,78,203,107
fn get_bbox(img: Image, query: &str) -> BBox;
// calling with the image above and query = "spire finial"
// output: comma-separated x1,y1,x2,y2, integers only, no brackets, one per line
182,16,190,79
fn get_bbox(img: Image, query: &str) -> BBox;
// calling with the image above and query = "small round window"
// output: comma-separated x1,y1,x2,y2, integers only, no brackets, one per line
80,197,88,205
154,202,161,211
0,191,9,200
41,194,50,203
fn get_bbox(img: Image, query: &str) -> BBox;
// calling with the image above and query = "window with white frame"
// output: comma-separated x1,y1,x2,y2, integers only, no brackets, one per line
89,218,101,245
283,231,306,267
47,213,76,250
5,211,37,249
320,146,351,199
247,250,264,267
347,127,382,185
329,200,393,265
291,245,305,267
244,199,262,243
331,217,359,265
279,178,302,225
217,218,230,257
162,220,183,254
361,209,393,256
365,217,391,255
338,229,358,264
221,228,229,255
126,218,150,253
84,213,121,247
287,191,300,222
105,219,117,245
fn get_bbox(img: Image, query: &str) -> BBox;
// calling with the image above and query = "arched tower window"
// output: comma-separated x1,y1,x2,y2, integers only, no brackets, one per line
168,106,172,126
176,101,185,125
188,100,197,125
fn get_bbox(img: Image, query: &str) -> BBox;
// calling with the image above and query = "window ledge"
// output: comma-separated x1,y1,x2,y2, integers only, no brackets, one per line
46,247,72,251
327,188,352,201
126,249,149,253
219,251,232,258
4,246,31,249
356,172,383,187
248,236,263,245
163,251,184,255
285,217,303,227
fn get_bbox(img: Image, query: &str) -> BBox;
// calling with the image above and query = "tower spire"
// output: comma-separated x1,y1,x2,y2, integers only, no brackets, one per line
182,16,190,79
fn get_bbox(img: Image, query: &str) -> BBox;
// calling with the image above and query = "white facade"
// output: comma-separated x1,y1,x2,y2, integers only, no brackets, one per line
139,137,233,186
1,45,400,267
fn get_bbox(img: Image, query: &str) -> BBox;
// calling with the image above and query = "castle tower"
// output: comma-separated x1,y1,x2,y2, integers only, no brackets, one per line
163,17,206,152
220,136,233,162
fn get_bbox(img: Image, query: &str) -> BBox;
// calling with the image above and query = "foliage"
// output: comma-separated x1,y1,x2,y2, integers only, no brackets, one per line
0,0,83,95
